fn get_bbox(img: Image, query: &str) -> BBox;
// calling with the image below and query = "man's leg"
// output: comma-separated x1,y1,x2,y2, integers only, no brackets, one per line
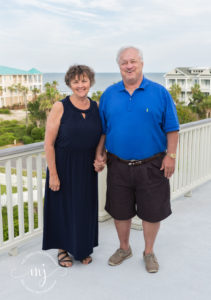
114,219,131,250
142,220,160,273
108,219,132,266
142,220,160,254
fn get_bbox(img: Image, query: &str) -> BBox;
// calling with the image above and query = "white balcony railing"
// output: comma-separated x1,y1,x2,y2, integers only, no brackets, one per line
0,119,211,254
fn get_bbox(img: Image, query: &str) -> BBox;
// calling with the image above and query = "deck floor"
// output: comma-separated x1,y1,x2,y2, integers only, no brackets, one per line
0,180,211,300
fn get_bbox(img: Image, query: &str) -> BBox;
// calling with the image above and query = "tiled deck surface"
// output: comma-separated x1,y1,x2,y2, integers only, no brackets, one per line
0,181,211,300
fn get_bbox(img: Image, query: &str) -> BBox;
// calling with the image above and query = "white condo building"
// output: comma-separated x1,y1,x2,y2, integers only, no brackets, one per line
0,66,43,108
164,67,211,104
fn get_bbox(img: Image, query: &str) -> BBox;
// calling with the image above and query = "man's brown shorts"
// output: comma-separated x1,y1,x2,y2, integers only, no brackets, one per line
105,152,171,222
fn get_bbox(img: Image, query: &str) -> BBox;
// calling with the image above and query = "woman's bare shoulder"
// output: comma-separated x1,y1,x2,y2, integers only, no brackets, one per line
48,101,64,121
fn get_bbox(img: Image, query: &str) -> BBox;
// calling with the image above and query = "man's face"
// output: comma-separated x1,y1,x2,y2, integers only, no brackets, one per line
119,48,143,85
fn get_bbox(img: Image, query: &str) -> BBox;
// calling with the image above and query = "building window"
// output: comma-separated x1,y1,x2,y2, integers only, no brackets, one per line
169,79,175,85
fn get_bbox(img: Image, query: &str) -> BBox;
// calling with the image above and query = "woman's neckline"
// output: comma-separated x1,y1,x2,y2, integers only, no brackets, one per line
67,96,92,112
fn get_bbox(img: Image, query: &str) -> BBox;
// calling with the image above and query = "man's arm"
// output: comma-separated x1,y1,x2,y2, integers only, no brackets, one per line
160,131,179,178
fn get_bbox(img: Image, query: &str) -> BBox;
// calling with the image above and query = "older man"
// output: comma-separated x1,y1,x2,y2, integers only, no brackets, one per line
95,46,179,273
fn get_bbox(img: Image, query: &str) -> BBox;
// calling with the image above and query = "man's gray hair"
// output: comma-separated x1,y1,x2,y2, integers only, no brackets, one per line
116,46,143,64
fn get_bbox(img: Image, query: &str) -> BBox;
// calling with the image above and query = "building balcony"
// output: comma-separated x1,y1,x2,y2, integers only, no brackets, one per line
200,86,211,93
0,119,211,299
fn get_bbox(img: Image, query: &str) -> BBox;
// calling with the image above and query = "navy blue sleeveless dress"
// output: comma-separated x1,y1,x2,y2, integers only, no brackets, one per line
42,96,102,260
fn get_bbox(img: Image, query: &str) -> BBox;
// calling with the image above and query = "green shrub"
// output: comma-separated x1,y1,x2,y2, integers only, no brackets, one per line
0,133,15,146
13,125,27,139
26,124,35,135
0,121,27,143
0,127,8,134
176,105,198,124
22,135,34,144
31,127,43,140
41,127,45,139
0,108,11,114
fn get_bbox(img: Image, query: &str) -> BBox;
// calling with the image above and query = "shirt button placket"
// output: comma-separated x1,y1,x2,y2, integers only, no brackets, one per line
128,96,132,112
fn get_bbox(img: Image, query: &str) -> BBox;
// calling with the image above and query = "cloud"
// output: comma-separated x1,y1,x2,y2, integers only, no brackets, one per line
0,0,211,72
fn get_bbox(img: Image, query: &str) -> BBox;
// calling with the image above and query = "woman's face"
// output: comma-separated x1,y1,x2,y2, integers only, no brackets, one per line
69,73,91,98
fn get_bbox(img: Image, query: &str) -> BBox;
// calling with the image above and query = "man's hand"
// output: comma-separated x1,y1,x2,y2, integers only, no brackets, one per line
160,155,176,179
94,152,107,172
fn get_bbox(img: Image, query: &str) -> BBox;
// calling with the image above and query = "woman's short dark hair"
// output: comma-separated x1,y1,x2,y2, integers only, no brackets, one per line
65,65,95,87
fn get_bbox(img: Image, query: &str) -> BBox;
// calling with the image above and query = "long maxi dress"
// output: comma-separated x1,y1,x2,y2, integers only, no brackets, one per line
42,96,102,260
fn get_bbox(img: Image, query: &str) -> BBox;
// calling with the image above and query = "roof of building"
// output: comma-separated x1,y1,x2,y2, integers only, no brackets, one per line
177,67,191,75
165,67,211,77
0,66,42,75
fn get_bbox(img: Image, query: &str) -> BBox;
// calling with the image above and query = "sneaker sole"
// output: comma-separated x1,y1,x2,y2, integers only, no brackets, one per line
147,268,159,273
108,253,133,266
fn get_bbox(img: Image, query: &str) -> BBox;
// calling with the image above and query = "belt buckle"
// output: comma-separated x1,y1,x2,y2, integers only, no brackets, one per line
128,160,142,166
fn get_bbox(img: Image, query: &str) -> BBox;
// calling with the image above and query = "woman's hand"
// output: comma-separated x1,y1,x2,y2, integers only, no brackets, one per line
49,174,60,191
94,152,107,172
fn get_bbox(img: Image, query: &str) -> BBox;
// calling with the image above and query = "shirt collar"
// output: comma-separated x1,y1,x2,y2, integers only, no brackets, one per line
118,75,149,91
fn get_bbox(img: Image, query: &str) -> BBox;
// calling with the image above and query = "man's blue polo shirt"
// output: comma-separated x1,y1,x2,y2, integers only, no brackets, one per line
99,76,180,160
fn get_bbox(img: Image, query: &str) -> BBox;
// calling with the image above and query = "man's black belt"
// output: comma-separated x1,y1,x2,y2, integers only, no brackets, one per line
108,152,166,166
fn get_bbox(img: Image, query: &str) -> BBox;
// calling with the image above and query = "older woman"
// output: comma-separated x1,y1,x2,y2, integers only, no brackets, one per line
42,65,103,267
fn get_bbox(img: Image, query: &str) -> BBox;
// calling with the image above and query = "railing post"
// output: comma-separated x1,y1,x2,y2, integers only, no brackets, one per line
98,167,110,222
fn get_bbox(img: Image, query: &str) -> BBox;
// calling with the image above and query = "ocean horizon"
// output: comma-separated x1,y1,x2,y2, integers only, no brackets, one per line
43,72,166,95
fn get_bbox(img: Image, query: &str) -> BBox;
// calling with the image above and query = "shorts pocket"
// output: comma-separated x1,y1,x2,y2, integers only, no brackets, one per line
148,159,166,181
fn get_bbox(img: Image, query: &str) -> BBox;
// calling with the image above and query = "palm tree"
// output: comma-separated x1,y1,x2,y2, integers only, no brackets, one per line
52,80,58,88
190,84,204,104
32,87,40,100
8,84,16,107
15,83,23,105
169,84,182,104
40,82,60,114
21,86,29,125
0,86,3,108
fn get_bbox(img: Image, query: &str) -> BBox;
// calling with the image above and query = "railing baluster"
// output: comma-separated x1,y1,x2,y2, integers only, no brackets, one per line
178,133,184,189
195,128,200,181
204,126,208,177
207,125,211,173
16,158,24,238
183,131,188,187
26,156,34,233
187,130,192,186
0,186,3,246
199,127,205,180
5,160,14,242
200,126,205,180
190,129,196,184
36,153,43,230
172,140,180,194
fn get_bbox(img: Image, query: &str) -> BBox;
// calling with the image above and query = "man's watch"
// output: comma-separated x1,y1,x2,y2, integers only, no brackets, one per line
166,153,176,159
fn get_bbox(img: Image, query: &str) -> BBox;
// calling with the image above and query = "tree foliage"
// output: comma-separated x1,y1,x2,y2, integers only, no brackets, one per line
91,91,103,102
169,84,181,104
176,104,198,124
27,98,46,127
39,81,61,112
190,84,205,104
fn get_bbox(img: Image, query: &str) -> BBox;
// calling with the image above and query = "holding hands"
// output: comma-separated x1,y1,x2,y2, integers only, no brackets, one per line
94,151,107,172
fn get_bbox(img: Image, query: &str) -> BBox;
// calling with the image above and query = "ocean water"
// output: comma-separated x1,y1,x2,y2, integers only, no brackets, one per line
43,72,165,95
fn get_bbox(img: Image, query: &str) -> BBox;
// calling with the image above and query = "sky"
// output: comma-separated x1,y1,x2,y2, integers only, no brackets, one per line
0,0,211,73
